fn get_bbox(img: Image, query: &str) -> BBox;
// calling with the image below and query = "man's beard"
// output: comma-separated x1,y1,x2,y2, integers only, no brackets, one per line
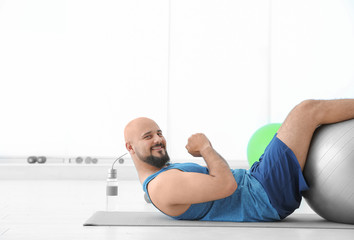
136,148,170,168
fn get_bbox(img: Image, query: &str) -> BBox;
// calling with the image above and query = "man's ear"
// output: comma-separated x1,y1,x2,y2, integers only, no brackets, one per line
126,142,134,154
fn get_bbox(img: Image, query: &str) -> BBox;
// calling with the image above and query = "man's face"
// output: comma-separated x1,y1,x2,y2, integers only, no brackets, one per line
133,122,170,168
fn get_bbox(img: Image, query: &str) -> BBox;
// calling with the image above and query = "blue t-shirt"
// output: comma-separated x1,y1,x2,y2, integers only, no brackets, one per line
143,162,281,222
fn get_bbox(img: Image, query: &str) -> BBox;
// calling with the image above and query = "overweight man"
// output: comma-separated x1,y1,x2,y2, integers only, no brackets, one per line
124,99,354,221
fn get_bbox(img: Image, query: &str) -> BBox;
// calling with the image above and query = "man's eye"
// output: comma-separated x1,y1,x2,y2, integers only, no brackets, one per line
144,135,152,139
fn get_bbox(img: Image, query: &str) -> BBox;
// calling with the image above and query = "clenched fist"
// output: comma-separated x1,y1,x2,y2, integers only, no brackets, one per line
185,133,212,157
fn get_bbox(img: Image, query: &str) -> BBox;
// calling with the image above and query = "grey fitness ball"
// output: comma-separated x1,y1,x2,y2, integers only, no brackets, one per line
303,119,354,224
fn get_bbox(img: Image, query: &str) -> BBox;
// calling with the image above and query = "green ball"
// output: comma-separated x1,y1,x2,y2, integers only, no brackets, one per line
247,123,282,167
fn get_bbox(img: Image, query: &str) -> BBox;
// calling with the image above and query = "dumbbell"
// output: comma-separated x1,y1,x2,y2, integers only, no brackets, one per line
75,157,84,164
27,156,38,164
27,156,47,164
37,156,47,164
75,156,99,164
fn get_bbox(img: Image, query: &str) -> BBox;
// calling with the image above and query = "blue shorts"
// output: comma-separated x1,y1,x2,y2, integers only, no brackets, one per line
250,134,309,219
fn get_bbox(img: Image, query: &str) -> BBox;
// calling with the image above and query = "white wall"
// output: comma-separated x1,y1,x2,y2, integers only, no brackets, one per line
0,0,169,157
0,0,353,162
168,0,270,161
270,0,354,122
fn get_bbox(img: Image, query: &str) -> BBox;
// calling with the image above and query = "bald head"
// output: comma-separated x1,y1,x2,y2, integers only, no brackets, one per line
124,117,170,169
124,117,160,144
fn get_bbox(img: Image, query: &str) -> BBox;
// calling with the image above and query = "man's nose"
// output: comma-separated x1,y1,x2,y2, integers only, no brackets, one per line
152,134,163,144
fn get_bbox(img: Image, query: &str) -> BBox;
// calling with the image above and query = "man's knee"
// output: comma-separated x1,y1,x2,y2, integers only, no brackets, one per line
297,99,319,111
295,99,323,125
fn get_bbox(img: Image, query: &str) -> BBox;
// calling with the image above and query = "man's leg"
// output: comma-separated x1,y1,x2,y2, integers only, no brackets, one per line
276,99,354,170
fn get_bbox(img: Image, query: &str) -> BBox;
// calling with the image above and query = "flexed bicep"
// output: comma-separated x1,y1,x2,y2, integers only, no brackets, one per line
147,169,237,216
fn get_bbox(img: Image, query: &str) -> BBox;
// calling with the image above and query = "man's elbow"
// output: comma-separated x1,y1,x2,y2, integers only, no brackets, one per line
224,179,238,197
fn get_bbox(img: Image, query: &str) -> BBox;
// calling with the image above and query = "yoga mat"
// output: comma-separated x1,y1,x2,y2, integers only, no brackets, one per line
84,211,354,229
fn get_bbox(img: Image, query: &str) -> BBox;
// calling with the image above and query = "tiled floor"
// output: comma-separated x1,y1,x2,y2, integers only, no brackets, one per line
1,180,353,240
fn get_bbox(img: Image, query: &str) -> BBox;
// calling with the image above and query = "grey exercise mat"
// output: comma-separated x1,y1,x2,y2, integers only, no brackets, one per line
84,211,354,229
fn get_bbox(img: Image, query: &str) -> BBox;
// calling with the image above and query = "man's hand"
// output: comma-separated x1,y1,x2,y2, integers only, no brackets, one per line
185,133,212,157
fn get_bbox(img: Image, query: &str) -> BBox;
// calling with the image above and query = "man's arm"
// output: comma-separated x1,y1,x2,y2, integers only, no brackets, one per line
148,133,237,207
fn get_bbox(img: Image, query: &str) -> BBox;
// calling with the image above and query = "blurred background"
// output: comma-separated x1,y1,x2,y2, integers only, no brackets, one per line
0,0,353,177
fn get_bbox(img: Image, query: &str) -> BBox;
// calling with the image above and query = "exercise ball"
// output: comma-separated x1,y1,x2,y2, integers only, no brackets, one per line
303,119,354,224
247,123,281,167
